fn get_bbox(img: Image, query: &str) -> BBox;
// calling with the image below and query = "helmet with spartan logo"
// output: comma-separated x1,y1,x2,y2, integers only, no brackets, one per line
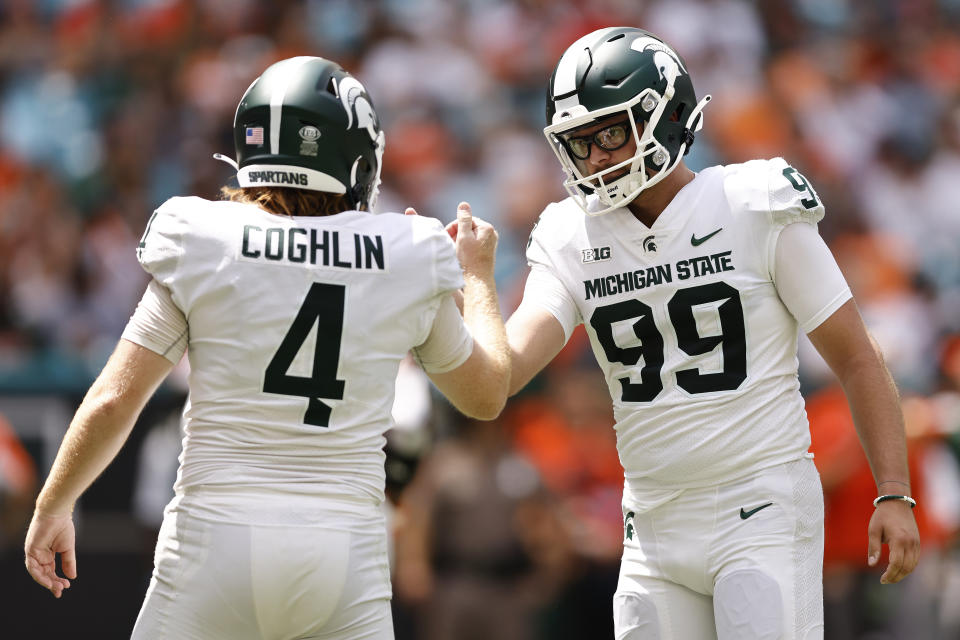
216,56,386,211
544,27,712,216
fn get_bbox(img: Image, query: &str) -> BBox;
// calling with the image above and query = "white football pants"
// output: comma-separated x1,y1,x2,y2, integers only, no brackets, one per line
615,457,824,640
131,490,393,639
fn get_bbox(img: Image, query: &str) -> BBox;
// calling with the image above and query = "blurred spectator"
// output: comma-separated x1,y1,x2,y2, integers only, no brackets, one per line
798,233,939,394
0,412,37,550
506,364,623,563
807,384,959,639
393,414,554,640
504,362,622,639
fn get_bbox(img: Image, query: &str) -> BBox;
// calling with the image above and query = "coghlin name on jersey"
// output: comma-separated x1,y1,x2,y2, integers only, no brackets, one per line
240,225,385,270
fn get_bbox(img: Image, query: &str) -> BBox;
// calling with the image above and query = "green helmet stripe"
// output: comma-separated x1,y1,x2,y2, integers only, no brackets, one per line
268,57,314,155
553,27,617,97
223,55,385,209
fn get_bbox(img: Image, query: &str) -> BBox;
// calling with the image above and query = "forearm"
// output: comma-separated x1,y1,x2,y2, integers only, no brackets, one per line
36,390,141,516
835,344,911,491
36,340,172,515
507,329,539,397
808,301,912,493
462,271,510,404
504,304,566,397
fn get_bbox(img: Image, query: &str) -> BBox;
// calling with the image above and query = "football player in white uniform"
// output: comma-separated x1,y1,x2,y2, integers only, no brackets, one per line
24,57,509,639
504,27,921,639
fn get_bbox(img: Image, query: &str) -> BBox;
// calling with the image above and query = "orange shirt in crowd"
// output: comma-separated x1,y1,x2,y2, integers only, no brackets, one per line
806,385,951,569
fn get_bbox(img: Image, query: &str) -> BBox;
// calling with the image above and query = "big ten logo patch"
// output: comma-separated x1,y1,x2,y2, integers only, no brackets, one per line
581,246,612,263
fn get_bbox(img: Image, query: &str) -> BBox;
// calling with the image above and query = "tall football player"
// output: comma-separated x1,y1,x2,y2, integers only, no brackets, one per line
504,27,920,639
24,56,509,639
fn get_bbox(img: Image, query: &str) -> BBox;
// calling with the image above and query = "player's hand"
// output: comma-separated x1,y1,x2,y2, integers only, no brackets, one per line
867,500,920,584
445,202,498,279
24,510,77,598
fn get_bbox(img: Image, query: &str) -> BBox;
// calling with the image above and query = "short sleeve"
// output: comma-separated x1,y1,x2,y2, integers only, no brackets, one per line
434,232,462,295
524,213,555,273
520,267,579,344
765,157,825,228
412,294,474,373
774,223,852,333
725,158,829,283
136,198,185,285
523,216,580,343
410,216,463,296
121,279,189,363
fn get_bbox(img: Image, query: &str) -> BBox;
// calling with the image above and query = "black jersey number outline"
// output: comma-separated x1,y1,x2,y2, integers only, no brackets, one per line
590,281,746,402
264,282,346,427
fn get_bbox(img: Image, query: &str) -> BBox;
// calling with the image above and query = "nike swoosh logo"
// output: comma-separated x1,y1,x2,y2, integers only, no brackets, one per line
739,502,773,520
691,228,722,246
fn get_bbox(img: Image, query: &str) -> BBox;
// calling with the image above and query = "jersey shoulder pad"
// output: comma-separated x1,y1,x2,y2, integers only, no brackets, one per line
136,196,199,283
723,157,825,228
527,198,582,255
406,211,447,242
404,213,462,295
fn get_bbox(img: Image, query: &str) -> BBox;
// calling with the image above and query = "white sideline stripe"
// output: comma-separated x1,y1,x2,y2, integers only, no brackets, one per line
269,56,315,155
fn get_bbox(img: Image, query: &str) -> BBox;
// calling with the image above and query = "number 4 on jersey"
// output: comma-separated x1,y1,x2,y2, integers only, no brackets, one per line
264,282,346,427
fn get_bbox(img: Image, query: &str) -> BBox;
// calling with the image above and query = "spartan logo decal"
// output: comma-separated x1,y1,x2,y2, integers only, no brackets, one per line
335,75,385,194
630,36,688,83
624,511,636,541
337,76,380,143
642,235,657,253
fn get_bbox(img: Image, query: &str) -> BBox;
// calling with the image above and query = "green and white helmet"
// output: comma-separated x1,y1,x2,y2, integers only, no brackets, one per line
545,27,711,216
215,56,385,211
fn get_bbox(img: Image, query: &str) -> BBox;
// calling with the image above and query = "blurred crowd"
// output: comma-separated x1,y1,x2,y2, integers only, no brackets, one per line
2,0,960,638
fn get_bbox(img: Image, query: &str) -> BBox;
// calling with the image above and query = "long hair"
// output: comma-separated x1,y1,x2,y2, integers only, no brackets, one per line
220,186,352,217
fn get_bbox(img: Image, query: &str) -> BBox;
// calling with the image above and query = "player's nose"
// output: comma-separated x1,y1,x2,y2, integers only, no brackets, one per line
587,140,612,167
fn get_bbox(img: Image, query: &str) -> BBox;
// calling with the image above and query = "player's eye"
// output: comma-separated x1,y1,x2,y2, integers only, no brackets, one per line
596,123,629,150
567,137,591,159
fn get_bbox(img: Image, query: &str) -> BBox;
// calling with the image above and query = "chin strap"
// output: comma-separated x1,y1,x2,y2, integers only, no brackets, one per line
212,153,239,171
681,94,712,155
348,185,366,211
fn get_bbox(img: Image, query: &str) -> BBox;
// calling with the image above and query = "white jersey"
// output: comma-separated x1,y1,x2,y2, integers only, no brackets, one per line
524,158,850,497
135,196,464,505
